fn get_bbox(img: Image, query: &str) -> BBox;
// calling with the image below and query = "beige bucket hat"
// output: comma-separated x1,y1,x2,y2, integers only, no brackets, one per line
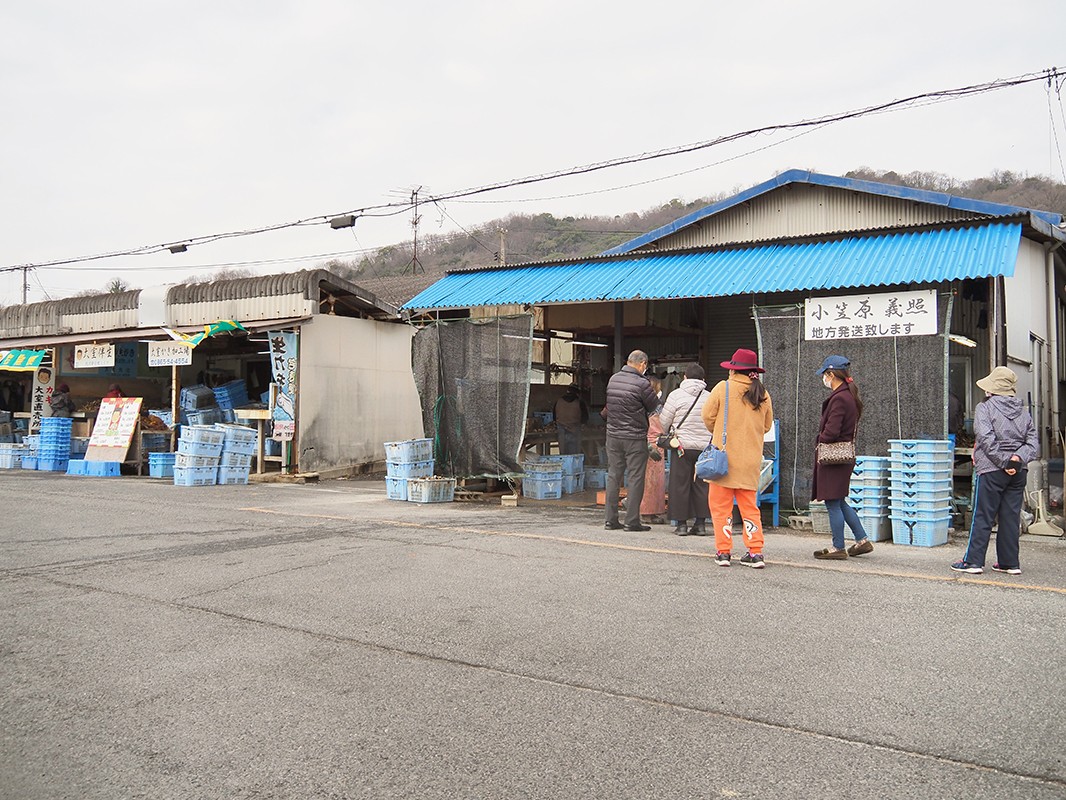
976,366,1017,397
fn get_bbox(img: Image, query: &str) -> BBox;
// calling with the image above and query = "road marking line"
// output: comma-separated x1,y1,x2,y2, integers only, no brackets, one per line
239,507,1066,595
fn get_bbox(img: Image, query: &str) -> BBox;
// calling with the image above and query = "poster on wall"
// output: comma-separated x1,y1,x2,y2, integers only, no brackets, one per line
148,340,194,367
29,356,56,434
268,331,298,442
804,289,937,341
74,343,116,369
85,397,143,462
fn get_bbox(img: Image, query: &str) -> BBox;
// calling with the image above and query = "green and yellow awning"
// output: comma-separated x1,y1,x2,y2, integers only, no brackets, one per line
0,348,47,371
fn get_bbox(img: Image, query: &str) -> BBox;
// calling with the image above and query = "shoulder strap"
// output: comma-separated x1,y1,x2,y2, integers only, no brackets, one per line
722,382,730,449
676,391,702,429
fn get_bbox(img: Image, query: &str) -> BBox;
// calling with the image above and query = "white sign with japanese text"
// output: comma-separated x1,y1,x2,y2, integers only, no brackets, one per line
74,343,115,369
148,340,194,367
804,289,937,342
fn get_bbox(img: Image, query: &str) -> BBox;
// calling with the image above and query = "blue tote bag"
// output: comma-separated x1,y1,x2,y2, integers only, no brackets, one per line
695,384,729,480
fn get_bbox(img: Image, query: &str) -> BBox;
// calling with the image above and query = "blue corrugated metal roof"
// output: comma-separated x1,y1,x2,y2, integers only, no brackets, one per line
403,223,1021,311
602,169,1061,256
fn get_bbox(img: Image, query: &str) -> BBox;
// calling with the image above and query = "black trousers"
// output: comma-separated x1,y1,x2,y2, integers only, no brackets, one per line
605,435,648,527
668,448,709,523
964,468,1026,568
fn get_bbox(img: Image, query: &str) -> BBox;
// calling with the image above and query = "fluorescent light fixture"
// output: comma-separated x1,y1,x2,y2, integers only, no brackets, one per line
949,334,977,348
571,340,608,348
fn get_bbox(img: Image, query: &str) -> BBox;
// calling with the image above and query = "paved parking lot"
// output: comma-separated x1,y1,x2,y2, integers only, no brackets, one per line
1,471,1064,799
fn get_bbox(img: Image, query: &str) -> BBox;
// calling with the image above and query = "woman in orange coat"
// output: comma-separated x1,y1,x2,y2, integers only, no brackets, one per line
701,349,774,568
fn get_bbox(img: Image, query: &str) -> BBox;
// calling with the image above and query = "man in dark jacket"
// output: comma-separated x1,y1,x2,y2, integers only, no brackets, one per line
603,350,659,531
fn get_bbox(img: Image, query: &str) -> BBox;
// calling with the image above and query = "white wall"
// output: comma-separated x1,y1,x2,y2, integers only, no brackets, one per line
1004,238,1049,407
298,315,423,473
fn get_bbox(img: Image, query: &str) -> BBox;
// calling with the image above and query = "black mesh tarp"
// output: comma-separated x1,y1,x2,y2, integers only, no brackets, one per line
412,315,533,479
754,292,952,512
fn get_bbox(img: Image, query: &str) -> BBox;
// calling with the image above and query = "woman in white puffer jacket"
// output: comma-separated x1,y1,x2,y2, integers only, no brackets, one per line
658,363,711,535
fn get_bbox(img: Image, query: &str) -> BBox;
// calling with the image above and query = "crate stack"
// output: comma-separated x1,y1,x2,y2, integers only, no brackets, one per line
384,438,434,501
522,459,564,500
21,435,39,470
174,425,224,486
213,380,250,423
542,454,585,494
0,441,24,469
37,418,72,472
149,452,177,479
216,424,256,485
407,476,457,503
847,456,892,541
179,385,223,427
888,439,953,547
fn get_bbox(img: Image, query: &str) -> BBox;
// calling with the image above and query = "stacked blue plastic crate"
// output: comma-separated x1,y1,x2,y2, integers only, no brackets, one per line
847,456,892,541
384,438,435,500
541,454,585,494
37,418,72,471
179,385,222,427
21,435,38,470
174,425,224,486
522,459,564,500
0,442,24,469
213,380,249,410
888,439,953,546
216,424,256,485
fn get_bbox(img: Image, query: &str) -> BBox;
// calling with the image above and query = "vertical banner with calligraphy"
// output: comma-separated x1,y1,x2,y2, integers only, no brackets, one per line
30,352,56,434
268,331,298,442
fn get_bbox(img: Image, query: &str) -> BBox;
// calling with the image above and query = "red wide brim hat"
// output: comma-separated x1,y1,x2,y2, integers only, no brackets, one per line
720,348,764,373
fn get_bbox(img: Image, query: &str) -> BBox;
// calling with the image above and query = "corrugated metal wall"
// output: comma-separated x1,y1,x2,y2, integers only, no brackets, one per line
643,184,986,251
168,295,316,326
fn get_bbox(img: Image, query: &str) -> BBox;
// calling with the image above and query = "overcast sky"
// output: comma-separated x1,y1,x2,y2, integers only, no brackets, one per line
1,1,1063,305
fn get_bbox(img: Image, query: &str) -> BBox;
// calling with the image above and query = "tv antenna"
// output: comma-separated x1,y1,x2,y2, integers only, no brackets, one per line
405,187,424,275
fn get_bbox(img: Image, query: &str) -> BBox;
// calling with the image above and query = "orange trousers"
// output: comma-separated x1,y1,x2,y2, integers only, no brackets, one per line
707,483,764,555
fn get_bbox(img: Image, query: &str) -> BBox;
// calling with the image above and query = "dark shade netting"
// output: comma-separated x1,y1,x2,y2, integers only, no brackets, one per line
754,293,952,513
412,315,533,479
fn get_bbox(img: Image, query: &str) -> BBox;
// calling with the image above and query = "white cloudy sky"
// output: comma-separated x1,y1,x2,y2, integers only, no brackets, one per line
1,1,1063,305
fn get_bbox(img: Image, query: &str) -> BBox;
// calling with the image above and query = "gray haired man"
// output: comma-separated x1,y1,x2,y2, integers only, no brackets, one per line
602,350,659,531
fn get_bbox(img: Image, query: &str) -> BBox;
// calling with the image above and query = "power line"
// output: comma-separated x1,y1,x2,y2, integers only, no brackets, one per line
2,67,1059,275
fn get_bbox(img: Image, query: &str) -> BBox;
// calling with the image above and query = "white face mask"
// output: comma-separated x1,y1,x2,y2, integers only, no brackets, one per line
822,373,833,389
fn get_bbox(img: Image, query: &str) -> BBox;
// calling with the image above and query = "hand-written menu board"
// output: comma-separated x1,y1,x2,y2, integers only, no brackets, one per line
85,397,143,462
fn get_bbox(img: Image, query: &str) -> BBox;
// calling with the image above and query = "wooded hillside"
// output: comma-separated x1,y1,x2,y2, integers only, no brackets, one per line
327,170,1066,290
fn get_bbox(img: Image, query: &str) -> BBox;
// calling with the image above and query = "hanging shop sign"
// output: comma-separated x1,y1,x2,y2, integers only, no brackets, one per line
0,348,47,371
267,331,298,442
74,343,116,369
29,356,56,435
148,340,194,367
804,289,937,341
85,397,143,462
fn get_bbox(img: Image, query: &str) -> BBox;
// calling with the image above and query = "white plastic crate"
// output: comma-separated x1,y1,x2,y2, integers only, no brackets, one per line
173,466,218,486
541,454,584,475
175,452,221,468
181,425,225,446
219,451,253,468
0,453,22,469
523,461,564,478
386,460,434,479
177,438,224,459
407,477,456,503
216,465,251,485
384,438,433,463
385,476,409,501
215,423,257,443
220,438,256,456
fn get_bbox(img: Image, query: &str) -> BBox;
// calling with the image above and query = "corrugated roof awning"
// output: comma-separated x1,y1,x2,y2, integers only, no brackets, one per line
403,222,1022,311
0,316,311,350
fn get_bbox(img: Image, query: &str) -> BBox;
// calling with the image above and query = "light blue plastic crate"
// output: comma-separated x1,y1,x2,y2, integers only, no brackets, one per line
849,475,890,489
407,477,456,503
220,438,256,456
383,438,433,463
66,460,88,476
889,439,953,454
216,465,250,485
852,513,892,542
216,423,257,443
542,454,585,475
182,425,225,446
523,461,564,478
386,460,434,479
85,461,121,477
890,453,954,471
530,411,554,426
890,516,950,547
177,438,224,459
148,452,176,479
561,473,585,494
385,476,409,501
265,439,282,456
22,457,37,470
173,465,217,486
219,451,253,468
890,497,951,514
175,452,219,468
37,458,69,472
584,467,607,490
522,477,562,500
141,433,170,453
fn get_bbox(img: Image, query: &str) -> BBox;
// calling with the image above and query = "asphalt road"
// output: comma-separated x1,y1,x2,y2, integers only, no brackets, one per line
1,471,1064,799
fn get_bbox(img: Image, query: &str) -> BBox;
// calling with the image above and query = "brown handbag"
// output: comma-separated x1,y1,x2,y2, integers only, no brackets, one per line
817,440,856,465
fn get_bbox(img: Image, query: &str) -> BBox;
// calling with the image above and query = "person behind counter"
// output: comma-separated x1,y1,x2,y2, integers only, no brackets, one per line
553,384,588,456
48,383,76,418
103,383,124,399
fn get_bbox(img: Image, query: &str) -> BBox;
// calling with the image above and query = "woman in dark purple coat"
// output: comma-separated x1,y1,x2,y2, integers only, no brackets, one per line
812,355,873,560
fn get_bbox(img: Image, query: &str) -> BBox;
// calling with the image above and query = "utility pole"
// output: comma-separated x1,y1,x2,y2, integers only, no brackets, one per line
405,187,424,275
497,228,507,267
22,266,29,304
